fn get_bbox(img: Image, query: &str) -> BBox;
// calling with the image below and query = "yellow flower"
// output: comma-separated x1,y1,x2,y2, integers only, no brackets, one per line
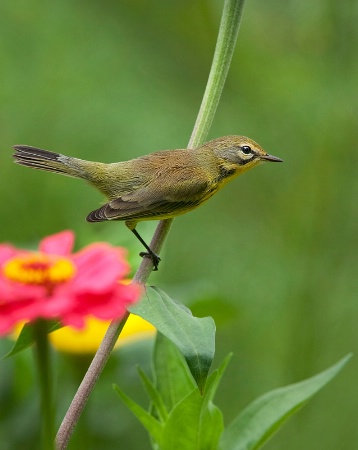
48,314,156,354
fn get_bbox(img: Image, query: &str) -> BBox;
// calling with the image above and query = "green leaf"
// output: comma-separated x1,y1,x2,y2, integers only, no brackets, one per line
219,354,352,450
2,320,62,358
199,402,224,450
163,389,202,449
115,350,231,450
189,354,231,449
137,366,168,423
159,388,208,450
151,336,226,449
159,386,224,450
129,286,215,392
153,333,197,411
113,384,164,443
204,353,232,404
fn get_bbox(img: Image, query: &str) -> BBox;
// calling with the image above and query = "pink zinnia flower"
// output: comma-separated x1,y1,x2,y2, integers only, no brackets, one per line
0,231,142,335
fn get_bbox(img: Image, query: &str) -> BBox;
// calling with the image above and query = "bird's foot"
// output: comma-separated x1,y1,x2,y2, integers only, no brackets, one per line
139,251,161,271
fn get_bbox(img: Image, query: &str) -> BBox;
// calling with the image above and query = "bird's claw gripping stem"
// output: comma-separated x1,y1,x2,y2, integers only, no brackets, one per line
139,251,161,271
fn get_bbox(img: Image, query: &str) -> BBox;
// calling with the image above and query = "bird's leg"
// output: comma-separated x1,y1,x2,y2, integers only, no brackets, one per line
130,228,161,271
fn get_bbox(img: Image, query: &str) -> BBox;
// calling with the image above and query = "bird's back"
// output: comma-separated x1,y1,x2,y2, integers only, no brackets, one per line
99,147,221,201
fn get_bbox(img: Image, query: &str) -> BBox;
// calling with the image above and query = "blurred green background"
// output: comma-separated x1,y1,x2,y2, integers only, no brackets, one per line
1,0,358,449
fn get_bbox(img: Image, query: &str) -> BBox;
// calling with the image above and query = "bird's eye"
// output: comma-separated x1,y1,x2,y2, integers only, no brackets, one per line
241,145,252,155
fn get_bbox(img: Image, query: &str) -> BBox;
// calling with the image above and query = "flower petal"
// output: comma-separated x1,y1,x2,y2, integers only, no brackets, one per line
0,231,141,336
40,231,75,256
0,277,45,303
0,244,19,265
70,283,142,320
72,244,130,294
61,312,87,329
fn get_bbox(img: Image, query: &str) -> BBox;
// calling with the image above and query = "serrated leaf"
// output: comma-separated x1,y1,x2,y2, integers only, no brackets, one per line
129,286,215,392
153,333,196,411
2,320,62,358
219,354,352,450
113,384,164,443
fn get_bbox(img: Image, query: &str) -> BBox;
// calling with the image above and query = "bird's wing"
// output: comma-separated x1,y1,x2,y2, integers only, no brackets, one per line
86,197,203,222
87,171,213,223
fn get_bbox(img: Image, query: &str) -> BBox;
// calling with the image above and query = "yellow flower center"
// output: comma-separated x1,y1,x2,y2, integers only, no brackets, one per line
3,253,76,285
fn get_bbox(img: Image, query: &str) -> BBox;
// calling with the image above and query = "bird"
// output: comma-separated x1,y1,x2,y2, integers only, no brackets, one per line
12,136,282,270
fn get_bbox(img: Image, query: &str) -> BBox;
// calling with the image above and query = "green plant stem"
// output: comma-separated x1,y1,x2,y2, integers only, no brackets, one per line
33,319,55,450
55,1,246,448
188,0,246,149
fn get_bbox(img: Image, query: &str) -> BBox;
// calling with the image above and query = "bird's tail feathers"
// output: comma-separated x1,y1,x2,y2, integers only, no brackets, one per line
13,145,86,179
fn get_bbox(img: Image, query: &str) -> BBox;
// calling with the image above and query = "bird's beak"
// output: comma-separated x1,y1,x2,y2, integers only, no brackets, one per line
260,153,283,162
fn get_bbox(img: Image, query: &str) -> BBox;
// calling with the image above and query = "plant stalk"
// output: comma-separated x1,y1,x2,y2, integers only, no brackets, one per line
33,319,55,450
55,1,246,448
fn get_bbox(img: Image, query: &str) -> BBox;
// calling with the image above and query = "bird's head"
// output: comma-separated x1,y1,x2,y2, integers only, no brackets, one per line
207,135,282,176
